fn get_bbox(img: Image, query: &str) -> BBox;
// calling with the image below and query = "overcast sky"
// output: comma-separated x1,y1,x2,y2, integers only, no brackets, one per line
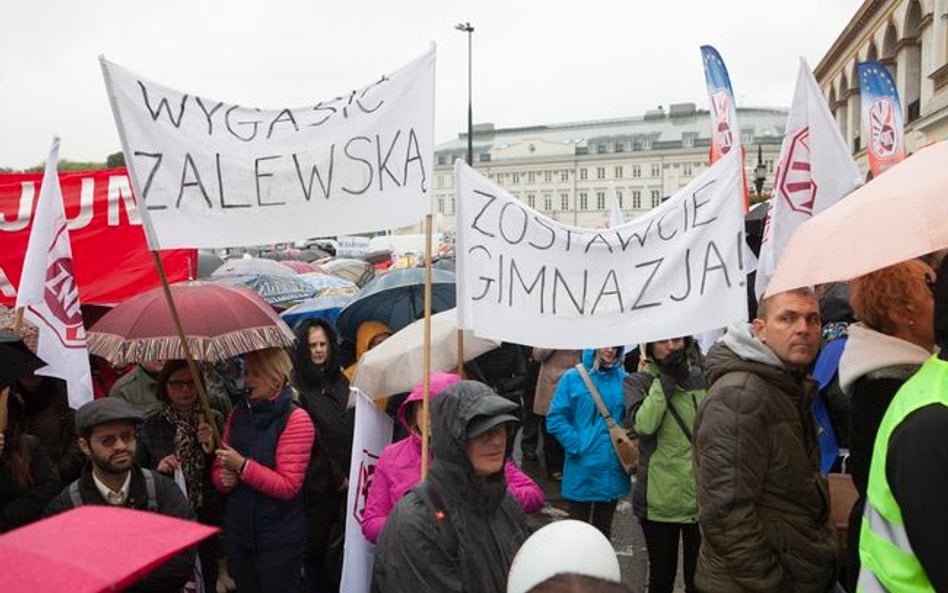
0,0,863,170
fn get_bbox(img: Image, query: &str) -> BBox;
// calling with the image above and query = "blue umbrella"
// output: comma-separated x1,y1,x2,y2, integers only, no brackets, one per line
280,293,354,329
335,268,456,341
210,275,315,306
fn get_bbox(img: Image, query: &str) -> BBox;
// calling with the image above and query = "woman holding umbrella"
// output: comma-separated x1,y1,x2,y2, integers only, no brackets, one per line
212,348,315,593
136,360,224,592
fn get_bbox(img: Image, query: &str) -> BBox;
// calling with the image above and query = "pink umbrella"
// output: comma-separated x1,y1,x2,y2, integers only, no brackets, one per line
0,506,217,593
765,141,948,296
280,260,327,275
87,281,296,364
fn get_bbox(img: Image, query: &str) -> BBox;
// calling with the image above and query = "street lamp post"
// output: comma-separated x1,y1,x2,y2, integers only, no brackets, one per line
753,144,767,198
455,22,474,166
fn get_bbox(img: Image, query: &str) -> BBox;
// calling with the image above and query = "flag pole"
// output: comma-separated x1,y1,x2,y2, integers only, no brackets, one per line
149,250,221,449
420,213,434,478
11,308,24,333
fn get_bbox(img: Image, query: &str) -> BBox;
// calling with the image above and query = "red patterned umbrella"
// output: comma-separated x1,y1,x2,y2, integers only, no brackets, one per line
87,282,295,364
279,260,327,275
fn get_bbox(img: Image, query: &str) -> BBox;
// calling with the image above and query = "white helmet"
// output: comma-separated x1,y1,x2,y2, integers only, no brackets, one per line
506,520,622,593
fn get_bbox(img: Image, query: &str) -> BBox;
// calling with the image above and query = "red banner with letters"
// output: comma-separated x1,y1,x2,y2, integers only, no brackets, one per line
0,168,195,307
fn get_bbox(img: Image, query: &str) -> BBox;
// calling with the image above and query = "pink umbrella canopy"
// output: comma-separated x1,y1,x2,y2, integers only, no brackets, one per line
87,282,296,364
765,141,948,296
0,506,217,593
279,260,327,274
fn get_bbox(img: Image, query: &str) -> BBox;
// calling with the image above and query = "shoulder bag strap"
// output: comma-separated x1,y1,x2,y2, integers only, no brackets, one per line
657,377,694,444
575,363,618,427
141,469,159,511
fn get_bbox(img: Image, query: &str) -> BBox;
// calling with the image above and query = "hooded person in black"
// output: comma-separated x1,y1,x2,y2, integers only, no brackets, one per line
371,381,531,593
291,318,353,593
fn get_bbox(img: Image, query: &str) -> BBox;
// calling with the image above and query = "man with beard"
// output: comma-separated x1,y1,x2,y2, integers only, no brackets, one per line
46,398,196,593
292,318,353,593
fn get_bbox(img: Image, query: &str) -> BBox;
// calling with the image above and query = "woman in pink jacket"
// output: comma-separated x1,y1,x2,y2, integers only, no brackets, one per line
361,372,544,543
212,347,315,593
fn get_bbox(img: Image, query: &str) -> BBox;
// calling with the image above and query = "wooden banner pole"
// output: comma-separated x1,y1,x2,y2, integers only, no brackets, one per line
420,214,434,478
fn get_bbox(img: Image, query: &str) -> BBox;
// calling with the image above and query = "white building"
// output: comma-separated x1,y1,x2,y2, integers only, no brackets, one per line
430,103,787,232
815,0,948,175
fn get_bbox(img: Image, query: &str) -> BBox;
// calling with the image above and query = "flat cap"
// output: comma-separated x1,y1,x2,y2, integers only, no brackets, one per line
75,398,144,434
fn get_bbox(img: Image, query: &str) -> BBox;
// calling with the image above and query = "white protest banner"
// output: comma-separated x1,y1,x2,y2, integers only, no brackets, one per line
341,389,393,593
336,235,371,258
100,48,435,250
456,151,747,349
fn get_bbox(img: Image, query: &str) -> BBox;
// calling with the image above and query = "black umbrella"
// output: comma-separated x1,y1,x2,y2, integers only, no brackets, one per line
0,331,46,387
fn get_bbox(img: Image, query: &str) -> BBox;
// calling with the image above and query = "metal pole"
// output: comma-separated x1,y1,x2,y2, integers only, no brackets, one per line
465,23,474,166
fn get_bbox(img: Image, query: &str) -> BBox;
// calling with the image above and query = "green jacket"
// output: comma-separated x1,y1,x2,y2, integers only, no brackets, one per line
624,363,706,523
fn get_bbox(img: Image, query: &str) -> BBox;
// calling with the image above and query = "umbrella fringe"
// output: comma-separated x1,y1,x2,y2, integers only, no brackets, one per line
88,326,296,365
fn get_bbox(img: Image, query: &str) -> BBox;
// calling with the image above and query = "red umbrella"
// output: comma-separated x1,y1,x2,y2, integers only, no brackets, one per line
87,282,296,364
279,260,327,275
0,506,217,593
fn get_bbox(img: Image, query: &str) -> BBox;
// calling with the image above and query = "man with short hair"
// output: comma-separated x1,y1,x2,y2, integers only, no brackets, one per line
46,398,196,593
694,288,839,593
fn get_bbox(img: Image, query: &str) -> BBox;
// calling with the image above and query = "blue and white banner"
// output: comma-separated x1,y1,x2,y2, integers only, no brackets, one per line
859,61,905,177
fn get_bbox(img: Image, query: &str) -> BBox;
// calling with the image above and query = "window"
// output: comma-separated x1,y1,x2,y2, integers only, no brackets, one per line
527,194,536,209
579,193,588,210
651,190,661,207
596,192,606,210
579,168,588,180
597,144,606,154
683,163,692,177
641,139,652,150
616,190,623,208
614,166,623,179
615,141,625,153
651,164,661,178
437,155,446,165
544,170,552,183
632,191,642,209
632,165,641,178
596,167,605,180
512,173,520,184
450,198,456,214
543,195,553,211
528,171,536,183
437,197,445,213
479,153,491,162
560,193,569,210
436,176,444,189
560,170,570,182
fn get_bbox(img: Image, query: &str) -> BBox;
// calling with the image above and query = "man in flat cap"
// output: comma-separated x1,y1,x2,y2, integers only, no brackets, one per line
46,397,196,593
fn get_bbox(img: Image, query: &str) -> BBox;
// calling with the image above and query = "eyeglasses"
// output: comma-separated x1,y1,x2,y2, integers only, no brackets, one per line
167,379,196,390
92,430,136,448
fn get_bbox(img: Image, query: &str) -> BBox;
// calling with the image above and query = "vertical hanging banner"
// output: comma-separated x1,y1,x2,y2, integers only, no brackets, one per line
100,48,435,249
755,59,862,299
0,169,194,307
15,138,93,408
456,151,747,349
859,61,906,177
701,45,749,211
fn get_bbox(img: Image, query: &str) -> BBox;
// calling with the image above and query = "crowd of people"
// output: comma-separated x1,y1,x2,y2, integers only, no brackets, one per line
1,251,947,593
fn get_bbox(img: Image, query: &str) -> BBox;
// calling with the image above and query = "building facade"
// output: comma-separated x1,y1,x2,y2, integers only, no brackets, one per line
815,0,948,174
429,104,787,232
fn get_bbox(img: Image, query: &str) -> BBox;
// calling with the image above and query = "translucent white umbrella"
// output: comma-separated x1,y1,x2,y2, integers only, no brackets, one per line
351,308,500,399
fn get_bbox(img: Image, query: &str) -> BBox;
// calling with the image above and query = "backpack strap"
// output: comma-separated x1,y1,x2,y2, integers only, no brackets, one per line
657,375,694,444
416,479,458,556
68,480,83,508
141,469,159,512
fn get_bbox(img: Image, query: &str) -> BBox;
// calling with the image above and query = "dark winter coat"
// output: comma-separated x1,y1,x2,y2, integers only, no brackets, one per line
16,377,84,484
0,434,61,532
370,381,530,593
46,464,196,593
693,322,838,593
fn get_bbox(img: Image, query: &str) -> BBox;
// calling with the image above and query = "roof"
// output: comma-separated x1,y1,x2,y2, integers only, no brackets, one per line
435,105,788,156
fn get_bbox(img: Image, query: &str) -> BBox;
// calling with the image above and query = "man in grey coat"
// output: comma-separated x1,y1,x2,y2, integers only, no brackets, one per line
371,381,530,593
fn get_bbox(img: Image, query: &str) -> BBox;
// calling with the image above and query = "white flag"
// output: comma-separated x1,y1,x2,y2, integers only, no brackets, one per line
15,137,93,409
608,182,624,228
341,389,394,593
755,59,862,299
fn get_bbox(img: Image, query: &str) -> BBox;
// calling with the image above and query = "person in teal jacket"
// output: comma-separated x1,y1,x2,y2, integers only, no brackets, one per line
547,346,630,538
624,337,706,593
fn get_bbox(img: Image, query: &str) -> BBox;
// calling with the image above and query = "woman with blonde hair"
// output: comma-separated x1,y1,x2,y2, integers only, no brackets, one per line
838,259,936,591
212,348,315,593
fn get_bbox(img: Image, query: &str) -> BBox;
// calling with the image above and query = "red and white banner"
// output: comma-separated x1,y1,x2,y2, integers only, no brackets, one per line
755,59,862,299
15,138,93,408
1,169,194,307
